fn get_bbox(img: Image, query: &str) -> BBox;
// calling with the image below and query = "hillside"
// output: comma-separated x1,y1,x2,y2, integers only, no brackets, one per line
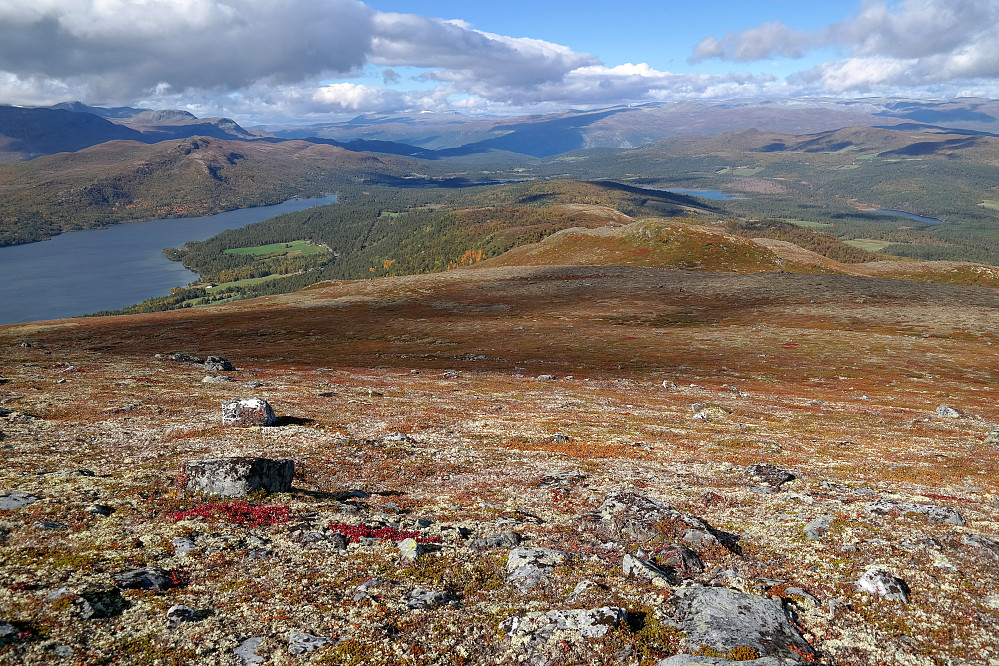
1,261,998,664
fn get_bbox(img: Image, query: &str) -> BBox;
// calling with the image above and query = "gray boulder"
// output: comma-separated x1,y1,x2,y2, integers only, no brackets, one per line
75,585,128,619
577,490,725,549
234,637,266,665
204,356,236,371
112,567,176,592
501,606,627,645
288,632,333,655
744,463,795,488
506,547,568,591
222,397,276,426
0,491,42,511
623,553,675,586
661,586,814,661
407,588,452,609
803,515,835,540
936,405,962,418
184,457,294,496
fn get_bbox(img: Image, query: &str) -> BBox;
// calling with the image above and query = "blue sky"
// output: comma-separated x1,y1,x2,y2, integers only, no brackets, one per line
1,0,997,123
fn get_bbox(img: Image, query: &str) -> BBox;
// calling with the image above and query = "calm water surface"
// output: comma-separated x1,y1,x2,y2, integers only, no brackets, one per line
0,196,336,325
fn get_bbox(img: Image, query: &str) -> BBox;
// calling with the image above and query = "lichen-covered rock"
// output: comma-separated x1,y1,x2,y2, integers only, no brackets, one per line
204,356,236,371
661,586,815,660
221,397,276,426
506,547,568,591
577,490,726,549
936,405,963,418
867,498,965,526
804,515,835,540
962,533,999,559
744,463,796,488
203,375,237,384
657,543,705,575
112,567,175,592
407,588,452,609
184,457,294,496
166,604,194,628
655,656,789,666
0,491,42,511
856,568,910,603
288,632,333,655
398,537,425,562
234,637,265,665
623,553,674,586
469,530,522,549
501,606,627,644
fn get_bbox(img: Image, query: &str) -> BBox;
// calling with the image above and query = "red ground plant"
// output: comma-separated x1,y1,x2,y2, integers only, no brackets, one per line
169,501,291,527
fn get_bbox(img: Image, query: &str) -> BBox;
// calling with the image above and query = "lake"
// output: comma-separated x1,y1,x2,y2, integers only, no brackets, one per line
0,196,337,325
645,187,746,201
869,209,943,224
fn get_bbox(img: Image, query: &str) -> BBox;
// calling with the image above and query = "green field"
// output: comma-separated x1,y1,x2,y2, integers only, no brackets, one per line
845,238,894,252
785,220,833,229
224,240,326,257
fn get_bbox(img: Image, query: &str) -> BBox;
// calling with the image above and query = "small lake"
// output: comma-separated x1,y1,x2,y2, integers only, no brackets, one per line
868,209,943,224
0,196,336,325
646,187,746,201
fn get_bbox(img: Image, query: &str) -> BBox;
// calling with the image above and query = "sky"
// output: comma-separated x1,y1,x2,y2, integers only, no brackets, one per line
1,0,998,125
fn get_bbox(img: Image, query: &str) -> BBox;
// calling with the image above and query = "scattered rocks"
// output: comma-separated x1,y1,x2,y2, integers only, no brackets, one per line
506,547,569,591
856,568,910,603
804,515,835,540
867,498,965,526
936,405,963,418
744,462,795,489
221,397,276,426
204,356,236,371
661,586,814,660
288,631,333,655
0,491,42,510
184,457,294,496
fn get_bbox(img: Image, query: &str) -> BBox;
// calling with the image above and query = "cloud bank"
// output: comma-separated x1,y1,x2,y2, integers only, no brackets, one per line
0,0,996,123
692,0,999,93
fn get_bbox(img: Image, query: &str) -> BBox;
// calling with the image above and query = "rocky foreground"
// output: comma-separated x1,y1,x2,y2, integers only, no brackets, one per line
1,265,998,665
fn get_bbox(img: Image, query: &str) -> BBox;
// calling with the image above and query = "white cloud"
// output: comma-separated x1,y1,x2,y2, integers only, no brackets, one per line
311,83,406,113
690,0,999,93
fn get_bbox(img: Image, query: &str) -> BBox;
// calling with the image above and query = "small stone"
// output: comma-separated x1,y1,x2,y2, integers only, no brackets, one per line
166,604,194,628
76,585,127,619
856,568,909,603
536,374,558,381
33,521,66,530
936,405,962,418
288,631,333,655
234,637,266,665
0,491,42,511
172,537,196,557
113,567,175,592
567,580,596,602
204,356,236,371
203,375,237,384
184,457,294,496
221,398,276,426
407,588,451,609
398,537,425,562
744,462,796,488
88,504,115,516
804,515,835,540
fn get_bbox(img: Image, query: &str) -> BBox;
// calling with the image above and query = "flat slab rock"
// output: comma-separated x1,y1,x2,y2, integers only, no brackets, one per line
184,457,294,496
221,398,276,426
867,498,965,526
577,490,723,548
501,606,627,645
0,491,42,511
661,586,814,661
656,657,792,666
